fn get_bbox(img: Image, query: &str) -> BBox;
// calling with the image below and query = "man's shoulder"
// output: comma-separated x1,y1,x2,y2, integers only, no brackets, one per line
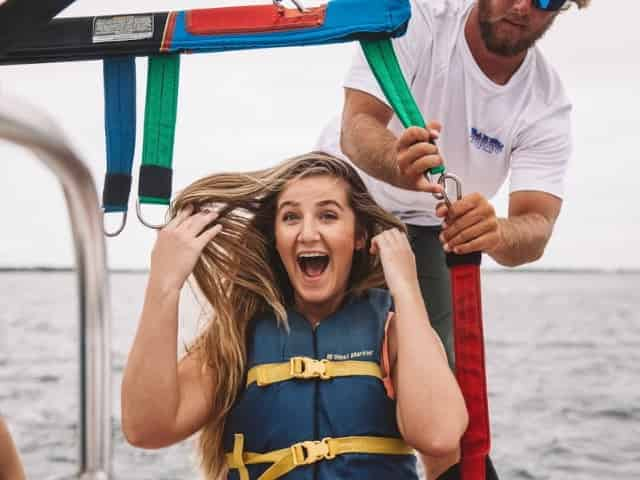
529,47,571,107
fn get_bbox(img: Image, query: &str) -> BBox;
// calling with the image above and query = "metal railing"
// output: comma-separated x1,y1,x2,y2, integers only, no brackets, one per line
0,94,112,479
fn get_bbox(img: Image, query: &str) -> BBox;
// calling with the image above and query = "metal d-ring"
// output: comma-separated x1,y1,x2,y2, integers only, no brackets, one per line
136,198,168,230
273,0,309,13
103,210,127,237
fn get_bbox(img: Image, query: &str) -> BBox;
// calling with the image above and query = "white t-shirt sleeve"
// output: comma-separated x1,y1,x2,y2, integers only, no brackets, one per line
509,101,572,199
342,0,431,107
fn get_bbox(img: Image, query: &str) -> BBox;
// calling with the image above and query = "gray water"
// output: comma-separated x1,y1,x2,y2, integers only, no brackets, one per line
1,271,638,479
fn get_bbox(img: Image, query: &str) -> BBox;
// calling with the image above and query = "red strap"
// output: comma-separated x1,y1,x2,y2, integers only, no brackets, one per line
185,4,326,36
450,262,490,480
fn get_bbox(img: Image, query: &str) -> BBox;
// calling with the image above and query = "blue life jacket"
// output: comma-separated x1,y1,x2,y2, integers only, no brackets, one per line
223,288,419,480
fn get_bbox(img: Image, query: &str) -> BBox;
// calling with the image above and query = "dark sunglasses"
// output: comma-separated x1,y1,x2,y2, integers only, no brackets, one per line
532,0,568,11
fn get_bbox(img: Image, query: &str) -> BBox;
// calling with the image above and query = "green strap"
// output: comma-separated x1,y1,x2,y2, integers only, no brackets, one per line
360,39,445,175
140,54,180,205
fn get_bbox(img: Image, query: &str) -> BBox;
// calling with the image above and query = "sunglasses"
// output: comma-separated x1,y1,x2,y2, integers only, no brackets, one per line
532,0,568,11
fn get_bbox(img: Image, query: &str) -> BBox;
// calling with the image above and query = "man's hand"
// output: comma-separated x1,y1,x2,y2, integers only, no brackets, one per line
436,192,501,255
395,122,445,194
341,88,445,194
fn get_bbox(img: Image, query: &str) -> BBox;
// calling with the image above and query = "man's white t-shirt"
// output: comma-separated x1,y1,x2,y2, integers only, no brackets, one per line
316,0,572,226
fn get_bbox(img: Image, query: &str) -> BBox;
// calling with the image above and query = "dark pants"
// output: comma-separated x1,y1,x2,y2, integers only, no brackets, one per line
406,224,454,369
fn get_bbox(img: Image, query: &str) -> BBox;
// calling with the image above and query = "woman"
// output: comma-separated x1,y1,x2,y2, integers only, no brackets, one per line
121,152,468,479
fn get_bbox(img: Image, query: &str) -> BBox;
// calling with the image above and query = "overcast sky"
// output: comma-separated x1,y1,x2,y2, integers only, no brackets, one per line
0,0,638,270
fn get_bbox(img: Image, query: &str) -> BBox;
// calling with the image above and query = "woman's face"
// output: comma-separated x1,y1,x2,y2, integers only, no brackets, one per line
275,175,365,312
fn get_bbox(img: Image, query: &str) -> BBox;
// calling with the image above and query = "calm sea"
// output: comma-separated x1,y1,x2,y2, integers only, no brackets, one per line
1,271,639,479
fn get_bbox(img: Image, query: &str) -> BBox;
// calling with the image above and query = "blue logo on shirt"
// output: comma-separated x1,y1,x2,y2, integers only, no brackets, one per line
470,128,504,154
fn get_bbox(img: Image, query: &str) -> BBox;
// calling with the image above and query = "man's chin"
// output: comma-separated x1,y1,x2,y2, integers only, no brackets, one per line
482,32,529,57
486,41,527,57
479,21,531,57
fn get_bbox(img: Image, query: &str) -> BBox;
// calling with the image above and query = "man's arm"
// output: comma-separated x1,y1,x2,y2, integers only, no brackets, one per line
340,88,443,193
437,190,561,267
492,191,561,266
340,88,396,183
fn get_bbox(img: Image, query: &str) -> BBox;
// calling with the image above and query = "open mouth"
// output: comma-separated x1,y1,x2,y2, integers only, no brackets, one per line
297,253,330,278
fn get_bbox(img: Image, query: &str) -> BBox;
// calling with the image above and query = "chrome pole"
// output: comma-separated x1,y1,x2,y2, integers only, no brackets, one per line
0,95,111,479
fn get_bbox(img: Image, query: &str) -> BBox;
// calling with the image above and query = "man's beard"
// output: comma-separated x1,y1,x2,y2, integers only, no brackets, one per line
478,0,556,57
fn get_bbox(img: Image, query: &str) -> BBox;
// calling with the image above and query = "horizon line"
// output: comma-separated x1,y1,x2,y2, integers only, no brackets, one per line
1,266,639,275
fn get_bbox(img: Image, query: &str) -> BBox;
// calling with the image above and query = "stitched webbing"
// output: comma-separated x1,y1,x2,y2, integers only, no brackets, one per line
448,253,491,480
140,54,180,205
102,55,136,213
360,38,445,175
227,434,413,480
246,357,383,387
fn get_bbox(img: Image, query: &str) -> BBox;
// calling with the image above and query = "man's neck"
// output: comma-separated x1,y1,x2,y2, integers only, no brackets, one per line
464,6,528,86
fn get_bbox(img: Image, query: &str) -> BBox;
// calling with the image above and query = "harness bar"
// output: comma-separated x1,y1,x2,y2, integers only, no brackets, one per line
0,0,410,65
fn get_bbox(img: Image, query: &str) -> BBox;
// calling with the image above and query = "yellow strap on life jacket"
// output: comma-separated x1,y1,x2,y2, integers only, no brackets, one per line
226,434,414,480
245,357,383,387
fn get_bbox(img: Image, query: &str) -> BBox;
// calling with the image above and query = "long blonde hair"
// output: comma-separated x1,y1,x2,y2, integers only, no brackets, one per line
171,152,405,479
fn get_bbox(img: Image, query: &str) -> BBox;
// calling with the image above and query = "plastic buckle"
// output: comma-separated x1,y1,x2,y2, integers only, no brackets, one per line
289,357,329,379
291,438,334,466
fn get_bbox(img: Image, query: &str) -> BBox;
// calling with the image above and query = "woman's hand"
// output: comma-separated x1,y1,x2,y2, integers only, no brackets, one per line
370,228,419,298
149,205,223,293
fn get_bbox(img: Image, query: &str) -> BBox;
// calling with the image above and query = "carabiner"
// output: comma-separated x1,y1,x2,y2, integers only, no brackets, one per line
427,172,462,209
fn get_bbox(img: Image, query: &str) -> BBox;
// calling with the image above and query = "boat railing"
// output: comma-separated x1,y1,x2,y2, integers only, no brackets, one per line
0,94,112,480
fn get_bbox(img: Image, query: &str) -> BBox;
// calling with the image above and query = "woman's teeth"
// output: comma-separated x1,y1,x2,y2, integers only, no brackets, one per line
297,253,330,277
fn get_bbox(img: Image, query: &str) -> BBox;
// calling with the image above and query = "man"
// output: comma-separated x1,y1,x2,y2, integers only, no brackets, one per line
317,0,589,366
317,0,590,477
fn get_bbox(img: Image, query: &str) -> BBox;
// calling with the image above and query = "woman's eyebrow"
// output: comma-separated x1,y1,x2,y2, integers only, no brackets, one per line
277,199,344,211
277,200,299,211
317,200,344,210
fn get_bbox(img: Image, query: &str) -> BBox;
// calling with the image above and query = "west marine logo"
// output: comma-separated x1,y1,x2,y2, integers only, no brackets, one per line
470,128,504,154
326,350,374,361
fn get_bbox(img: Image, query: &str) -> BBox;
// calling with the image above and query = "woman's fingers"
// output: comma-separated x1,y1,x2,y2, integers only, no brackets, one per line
371,228,409,255
191,209,221,235
197,223,223,249
176,208,218,235
165,204,194,230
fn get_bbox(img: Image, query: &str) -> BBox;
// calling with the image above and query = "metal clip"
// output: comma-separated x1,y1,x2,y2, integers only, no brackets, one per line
291,438,335,466
430,172,462,209
290,357,330,379
273,0,309,13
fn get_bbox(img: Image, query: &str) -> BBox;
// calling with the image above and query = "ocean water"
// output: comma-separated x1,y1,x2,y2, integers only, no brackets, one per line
0,271,638,479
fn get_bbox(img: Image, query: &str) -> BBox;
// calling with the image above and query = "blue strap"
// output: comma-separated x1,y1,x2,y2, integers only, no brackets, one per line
103,56,136,213
164,0,410,53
